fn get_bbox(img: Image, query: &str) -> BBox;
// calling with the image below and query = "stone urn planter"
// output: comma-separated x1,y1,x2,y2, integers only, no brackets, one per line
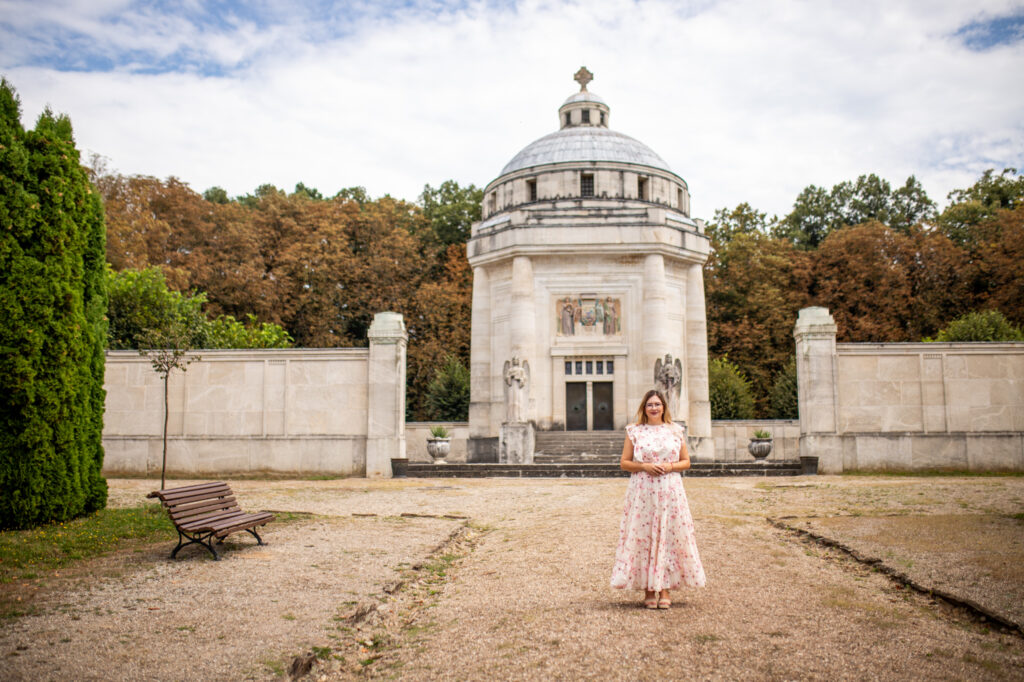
748,430,773,460
427,426,451,464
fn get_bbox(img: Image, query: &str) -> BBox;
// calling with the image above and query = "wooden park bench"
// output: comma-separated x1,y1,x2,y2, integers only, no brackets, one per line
146,481,274,561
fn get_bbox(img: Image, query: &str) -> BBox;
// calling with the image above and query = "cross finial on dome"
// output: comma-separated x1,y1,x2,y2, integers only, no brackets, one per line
574,66,593,91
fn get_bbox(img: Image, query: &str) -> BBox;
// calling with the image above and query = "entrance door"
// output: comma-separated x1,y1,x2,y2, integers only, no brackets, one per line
592,382,613,430
566,383,588,431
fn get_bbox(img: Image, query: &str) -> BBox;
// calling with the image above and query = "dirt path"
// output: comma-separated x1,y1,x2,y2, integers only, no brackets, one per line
2,476,1022,680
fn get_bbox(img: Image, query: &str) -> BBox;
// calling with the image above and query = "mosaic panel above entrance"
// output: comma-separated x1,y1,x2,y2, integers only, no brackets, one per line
555,296,621,336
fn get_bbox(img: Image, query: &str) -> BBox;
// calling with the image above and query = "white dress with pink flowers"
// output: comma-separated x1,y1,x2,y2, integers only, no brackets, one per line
610,422,706,591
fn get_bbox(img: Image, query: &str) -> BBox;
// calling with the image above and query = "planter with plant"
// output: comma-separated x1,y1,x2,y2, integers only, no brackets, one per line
427,425,452,464
748,429,773,460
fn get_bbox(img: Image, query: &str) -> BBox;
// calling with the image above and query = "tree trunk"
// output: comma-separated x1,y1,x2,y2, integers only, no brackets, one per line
161,373,169,490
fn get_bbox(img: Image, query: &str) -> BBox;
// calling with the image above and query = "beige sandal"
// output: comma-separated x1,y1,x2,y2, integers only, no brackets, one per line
658,598,671,609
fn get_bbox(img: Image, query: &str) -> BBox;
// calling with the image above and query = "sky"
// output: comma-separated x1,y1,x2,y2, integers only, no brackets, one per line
1,0,1023,219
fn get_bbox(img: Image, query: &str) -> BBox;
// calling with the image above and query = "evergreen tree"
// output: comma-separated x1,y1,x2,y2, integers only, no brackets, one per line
708,358,755,420
424,355,470,421
0,80,108,528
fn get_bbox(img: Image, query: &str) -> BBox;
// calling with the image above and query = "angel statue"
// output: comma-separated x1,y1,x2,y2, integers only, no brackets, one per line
654,353,683,414
503,356,530,423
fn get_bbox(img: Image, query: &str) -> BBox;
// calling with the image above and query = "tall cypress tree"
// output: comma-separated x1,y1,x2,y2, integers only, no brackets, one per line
0,79,107,529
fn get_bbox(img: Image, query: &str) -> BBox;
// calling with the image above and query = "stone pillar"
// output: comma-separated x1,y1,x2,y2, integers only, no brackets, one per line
510,256,536,380
499,256,536,464
642,253,669,388
366,312,407,478
685,264,713,461
794,307,841,473
468,266,494,462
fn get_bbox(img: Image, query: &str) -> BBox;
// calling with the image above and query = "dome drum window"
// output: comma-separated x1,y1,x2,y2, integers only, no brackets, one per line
580,173,595,198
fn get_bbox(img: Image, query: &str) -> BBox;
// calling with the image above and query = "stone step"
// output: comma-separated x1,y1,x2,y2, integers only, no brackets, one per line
534,431,623,457
399,461,803,478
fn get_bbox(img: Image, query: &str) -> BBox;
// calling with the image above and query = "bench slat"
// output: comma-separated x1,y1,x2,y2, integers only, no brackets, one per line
178,510,250,530
151,481,230,500
160,486,233,505
168,497,240,519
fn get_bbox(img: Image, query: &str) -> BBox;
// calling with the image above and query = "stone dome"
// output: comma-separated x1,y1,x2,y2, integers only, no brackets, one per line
500,126,674,177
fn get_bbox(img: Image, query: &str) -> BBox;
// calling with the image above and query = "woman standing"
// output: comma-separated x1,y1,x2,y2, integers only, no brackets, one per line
611,389,706,608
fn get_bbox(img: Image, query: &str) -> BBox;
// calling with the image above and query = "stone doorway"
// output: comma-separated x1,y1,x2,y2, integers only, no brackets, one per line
565,381,614,431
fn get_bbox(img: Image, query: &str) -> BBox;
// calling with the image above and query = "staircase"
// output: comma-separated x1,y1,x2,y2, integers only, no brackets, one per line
533,431,622,463
400,430,804,478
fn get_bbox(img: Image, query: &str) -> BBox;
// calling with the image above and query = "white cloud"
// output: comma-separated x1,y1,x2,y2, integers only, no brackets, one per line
3,0,1022,216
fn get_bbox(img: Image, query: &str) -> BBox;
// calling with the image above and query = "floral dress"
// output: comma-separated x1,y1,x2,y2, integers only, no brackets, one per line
610,422,706,591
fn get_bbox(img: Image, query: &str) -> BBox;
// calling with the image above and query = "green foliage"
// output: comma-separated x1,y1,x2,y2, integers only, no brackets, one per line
292,181,323,201
107,266,208,349
752,429,772,439
929,310,1024,342
419,180,483,247
202,186,229,204
707,202,776,246
937,168,1024,246
708,357,755,420
429,425,450,438
206,314,293,349
0,79,108,529
769,357,799,419
773,174,935,248
424,355,470,421
107,267,292,349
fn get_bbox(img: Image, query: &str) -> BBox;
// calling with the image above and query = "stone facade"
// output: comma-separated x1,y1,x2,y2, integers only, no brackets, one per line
467,70,714,461
796,307,1024,473
102,312,407,478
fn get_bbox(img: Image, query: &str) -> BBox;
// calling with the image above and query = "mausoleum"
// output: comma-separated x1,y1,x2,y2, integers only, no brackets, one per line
466,68,714,462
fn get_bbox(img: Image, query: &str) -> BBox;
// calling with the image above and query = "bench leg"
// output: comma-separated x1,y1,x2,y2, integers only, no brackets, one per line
170,530,220,561
245,527,266,546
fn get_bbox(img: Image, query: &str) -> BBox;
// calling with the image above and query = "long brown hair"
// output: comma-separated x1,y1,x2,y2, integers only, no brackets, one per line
635,389,672,425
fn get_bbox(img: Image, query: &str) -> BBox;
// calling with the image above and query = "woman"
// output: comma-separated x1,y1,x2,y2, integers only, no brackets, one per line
611,389,706,608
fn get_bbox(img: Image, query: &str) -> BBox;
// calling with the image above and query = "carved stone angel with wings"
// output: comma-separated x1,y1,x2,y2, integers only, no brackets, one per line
654,353,683,414
503,356,530,423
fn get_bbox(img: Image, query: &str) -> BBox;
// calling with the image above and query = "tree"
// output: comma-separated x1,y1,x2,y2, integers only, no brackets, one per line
704,227,809,415
419,180,483,248
106,266,209,349
708,358,755,420
424,355,471,421
938,168,1024,247
768,357,799,419
206,314,293,348
107,266,293,350
0,80,108,528
706,202,776,246
774,174,935,248
808,222,965,342
203,186,229,204
928,310,1024,342
139,323,201,490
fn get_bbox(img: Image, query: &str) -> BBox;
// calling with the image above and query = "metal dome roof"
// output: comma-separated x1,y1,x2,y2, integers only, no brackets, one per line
499,126,674,177
561,90,607,106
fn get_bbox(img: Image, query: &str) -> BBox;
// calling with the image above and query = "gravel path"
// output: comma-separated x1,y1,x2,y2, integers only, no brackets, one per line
2,476,1023,680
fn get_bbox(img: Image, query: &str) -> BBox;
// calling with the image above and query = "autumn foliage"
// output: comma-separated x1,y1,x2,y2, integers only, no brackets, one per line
94,162,1022,420
95,170,477,419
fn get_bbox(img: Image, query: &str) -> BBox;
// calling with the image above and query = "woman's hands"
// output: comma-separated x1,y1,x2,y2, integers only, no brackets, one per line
643,462,674,476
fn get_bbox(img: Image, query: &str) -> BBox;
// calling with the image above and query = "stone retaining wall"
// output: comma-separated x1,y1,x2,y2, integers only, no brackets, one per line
795,307,1024,473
